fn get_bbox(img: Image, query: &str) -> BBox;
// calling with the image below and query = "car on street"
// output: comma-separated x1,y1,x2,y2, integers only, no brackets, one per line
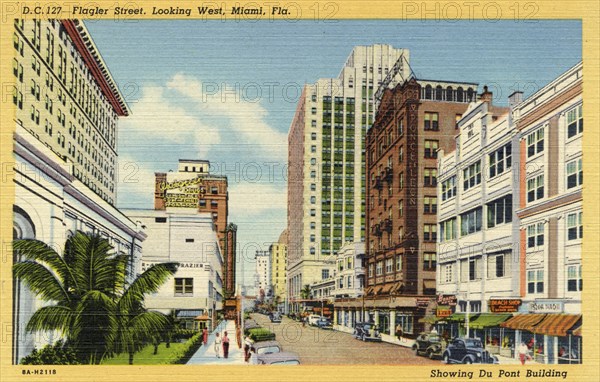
255,351,301,365
307,314,322,326
316,317,332,329
442,338,499,364
353,322,382,342
269,312,282,323
250,340,283,355
412,332,445,359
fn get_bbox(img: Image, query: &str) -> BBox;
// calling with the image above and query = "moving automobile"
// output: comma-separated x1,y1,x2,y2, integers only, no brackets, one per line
442,338,499,364
353,322,382,342
250,340,283,355
316,317,332,329
412,332,445,359
307,314,322,326
256,352,301,365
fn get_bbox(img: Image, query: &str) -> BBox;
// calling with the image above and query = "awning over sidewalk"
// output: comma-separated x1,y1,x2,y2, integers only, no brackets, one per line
531,314,581,337
468,314,512,329
572,325,582,337
418,315,440,324
445,313,478,322
500,314,546,331
176,310,203,318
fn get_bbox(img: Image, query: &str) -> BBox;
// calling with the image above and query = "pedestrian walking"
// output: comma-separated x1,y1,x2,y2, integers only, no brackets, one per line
395,324,403,341
244,335,252,363
518,342,530,365
222,331,230,358
202,328,208,346
214,333,222,358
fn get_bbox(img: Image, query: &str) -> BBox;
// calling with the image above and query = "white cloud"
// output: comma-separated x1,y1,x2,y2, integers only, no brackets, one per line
228,182,287,217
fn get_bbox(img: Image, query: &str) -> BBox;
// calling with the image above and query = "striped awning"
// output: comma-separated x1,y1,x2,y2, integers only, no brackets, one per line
468,314,512,329
500,314,547,331
531,314,581,337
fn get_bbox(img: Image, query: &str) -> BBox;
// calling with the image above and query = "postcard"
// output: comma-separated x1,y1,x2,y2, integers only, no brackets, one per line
1,1,598,381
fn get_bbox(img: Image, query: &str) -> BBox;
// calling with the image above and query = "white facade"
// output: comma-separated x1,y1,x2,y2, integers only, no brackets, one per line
436,94,516,313
288,45,409,306
123,209,224,324
255,251,271,298
334,242,366,298
13,125,144,363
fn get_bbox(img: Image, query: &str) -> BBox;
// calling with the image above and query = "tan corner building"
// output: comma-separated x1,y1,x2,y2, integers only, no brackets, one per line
270,229,288,308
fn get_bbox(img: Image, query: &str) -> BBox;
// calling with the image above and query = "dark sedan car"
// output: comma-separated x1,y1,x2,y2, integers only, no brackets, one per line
353,322,382,342
412,332,445,359
442,338,499,364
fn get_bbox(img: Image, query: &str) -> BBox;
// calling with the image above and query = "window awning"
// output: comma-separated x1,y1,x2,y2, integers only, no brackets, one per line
423,280,436,290
418,315,440,324
381,284,394,294
176,309,203,318
500,314,547,331
446,313,478,322
572,325,582,337
194,314,210,321
531,314,581,337
468,313,512,329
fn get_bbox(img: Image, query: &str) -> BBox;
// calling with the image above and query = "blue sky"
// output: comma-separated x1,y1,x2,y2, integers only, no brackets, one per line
85,20,581,288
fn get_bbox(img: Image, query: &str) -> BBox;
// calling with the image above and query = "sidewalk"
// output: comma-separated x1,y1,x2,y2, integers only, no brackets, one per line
186,320,245,365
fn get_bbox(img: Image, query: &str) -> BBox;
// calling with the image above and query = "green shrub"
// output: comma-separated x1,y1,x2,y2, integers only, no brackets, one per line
21,340,81,365
173,329,197,341
247,328,276,342
162,332,203,364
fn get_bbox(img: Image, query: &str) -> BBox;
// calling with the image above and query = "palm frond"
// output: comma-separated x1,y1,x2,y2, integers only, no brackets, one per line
118,262,178,313
13,261,70,303
13,239,75,288
72,290,118,357
25,305,74,335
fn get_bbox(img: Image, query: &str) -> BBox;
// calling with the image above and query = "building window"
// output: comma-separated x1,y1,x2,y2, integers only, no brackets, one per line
527,222,545,248
310,247,316,255
211,200,218,208
398,199,403,218
395,255,402,272
376,261,383,276
322,269,329,279
461,257,481,281
368,263,374,277
527,174,544,202
487,251,511,279
199,199,206,207
460,207,482,236
155,217,167,223
310,196,316,204
310,222,316,229
386,258,393,273
311,145,317,153
443,263,454,283
347,276,352,288
423,196,437,214
185,238,194,243
489,143,512,178
311,132,317,140
211,186,218,194
486,195,513,228
566,158,583,189
347,257,352,269
398,146,404,163
310,209,316,217
424,112,439,130
527,127,544,157
463,161,481,191
567,105,583,138
311,183,316,191
527,270,544,294
423,252,436,270
424,168,437,187
567,265,582,292
440,218,457,242
424,140,439,159
567,211,583,240
398,172,404,190
441,176,457,201
423,224,437,242
174,278,193,296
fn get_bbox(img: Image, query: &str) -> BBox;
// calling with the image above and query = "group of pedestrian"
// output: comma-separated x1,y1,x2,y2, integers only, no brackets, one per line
201,326,231,359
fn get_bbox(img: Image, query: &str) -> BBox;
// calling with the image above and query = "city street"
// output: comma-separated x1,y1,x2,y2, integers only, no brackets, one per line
252,314,440,365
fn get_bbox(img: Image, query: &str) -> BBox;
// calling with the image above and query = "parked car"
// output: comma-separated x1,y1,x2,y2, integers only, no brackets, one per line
307,314,322,326
316,317,332,329
442,338,499,364
353,322,382,342
270,312,282,323
250,340,283,355
412,332,445,359
256,351,301,365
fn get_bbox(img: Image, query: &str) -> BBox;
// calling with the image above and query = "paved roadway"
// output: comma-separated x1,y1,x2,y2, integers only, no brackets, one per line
252,314,441,365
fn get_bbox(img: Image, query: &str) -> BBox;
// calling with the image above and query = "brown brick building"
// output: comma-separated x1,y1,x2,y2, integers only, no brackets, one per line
360,78,477,338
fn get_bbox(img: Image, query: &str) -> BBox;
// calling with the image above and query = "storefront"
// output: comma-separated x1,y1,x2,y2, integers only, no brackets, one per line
500,313,582,364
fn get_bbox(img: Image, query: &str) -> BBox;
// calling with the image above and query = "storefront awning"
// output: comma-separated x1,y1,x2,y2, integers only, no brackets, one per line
372,285,383,295
418,315,440,324
531,314,581,337
468,313,512,329
381,284,394,294
176,310,203,318
194,314,210,321
500,314,546,331
572,325,582,337
446,313,478,322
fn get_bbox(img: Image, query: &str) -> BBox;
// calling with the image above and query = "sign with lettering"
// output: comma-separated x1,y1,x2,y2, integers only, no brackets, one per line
528,300,564,314
165,193,198,208
436,294,457,306
416,298,431,308
158,177,204,191
436,307,452,318
489,299,522,313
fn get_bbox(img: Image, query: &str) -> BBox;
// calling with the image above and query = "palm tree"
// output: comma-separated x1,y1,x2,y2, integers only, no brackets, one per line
300,284,311,300
13,231,177,364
